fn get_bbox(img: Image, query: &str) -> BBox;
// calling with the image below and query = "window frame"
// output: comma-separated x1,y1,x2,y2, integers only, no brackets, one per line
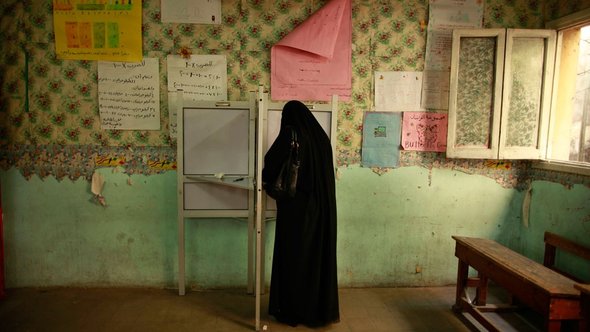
447,29,505,159
536,8,590,176
499,29,556,160
446,28,555,160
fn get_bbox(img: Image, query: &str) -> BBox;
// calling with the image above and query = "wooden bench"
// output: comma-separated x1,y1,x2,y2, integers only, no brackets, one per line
452,235,584,331
544,231,590,283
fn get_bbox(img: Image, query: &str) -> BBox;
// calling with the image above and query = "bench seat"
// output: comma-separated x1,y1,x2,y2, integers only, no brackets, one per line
452,235,582,331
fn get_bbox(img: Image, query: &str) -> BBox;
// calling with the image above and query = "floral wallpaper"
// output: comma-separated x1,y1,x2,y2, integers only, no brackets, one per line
1,0,590,187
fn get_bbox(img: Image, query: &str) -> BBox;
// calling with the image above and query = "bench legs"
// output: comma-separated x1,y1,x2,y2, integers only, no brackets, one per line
453,259,469,312
453,260,505,331
453,260,488,307
474,272,488,305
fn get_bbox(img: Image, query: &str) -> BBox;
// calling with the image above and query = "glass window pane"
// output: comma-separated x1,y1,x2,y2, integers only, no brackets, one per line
505,37,544,148
572,26,590,162
455,37,496,148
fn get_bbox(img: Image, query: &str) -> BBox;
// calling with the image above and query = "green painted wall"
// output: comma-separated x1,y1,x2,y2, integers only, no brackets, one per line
1,0,590,291
518,181,590,282
4,165,556,289
2,168,179,287
336,166,524,287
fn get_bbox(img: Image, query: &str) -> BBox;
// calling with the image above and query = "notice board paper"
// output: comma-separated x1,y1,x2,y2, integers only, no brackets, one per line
422,0,483,110
161,0,221,24
402,112,448,152
375,71,423,112
424,0,483,71
421,70,450,110
98,58,160,130
361,112,401,168
167,54,227,102
271,0,351,101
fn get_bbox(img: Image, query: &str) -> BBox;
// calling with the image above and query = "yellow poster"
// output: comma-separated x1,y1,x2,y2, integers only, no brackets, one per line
53,0,142,62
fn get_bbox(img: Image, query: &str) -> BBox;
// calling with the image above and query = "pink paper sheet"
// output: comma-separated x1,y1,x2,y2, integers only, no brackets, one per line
271,0,351,102
402,112,448,152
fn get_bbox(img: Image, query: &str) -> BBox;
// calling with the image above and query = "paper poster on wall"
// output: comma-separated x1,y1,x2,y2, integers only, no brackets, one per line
271,0,351,101
98,58,160,130
422,0,483,110
421,70,450,110
53,0,142,62
361,112,401,168
375,71,423,112
161,0,221,24
402,112,448,152
424,0,483,71
167,55,227,102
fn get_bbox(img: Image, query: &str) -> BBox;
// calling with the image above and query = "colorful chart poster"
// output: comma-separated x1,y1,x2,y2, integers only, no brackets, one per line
402,112,448,152
53,0,142,62
361,112,401,168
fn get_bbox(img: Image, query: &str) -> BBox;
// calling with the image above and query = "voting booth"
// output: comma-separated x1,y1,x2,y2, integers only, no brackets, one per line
175,87,338,330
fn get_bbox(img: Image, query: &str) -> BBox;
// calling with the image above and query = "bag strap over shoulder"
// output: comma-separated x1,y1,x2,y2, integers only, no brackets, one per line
290,127,298,147
287,127,299,158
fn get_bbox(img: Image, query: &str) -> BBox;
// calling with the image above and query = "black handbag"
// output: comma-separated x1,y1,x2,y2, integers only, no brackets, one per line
265,127,300,200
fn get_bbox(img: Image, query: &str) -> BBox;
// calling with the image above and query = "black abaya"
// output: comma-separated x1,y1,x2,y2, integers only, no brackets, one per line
262,100,339,327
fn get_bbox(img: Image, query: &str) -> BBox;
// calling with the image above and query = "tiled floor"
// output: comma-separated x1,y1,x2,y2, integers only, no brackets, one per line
0,286,543,331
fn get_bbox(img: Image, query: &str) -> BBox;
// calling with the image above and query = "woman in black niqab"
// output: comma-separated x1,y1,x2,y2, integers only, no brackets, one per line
262,100,339,327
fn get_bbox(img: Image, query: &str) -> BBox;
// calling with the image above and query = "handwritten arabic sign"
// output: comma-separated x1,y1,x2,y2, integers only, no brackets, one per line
402,112,448,152
98,58,160,130
166,54,227,101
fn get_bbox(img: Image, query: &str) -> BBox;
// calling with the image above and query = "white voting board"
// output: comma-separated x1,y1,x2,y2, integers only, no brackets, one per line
178,98,255,215
176,93,257,297
181,104,253,211
183,107,249,175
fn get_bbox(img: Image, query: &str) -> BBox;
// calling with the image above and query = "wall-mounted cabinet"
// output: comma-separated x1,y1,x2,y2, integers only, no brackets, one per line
447,29,556,160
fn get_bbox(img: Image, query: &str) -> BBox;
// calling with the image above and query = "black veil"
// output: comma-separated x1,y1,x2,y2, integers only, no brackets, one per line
263,100,339,327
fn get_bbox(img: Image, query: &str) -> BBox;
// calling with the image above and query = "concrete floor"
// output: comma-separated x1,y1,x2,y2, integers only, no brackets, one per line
0,286,543,331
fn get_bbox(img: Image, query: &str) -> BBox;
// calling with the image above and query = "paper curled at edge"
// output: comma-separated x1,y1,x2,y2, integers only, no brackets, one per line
91,171,107,207
271,0,352,101
91,171,104,196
